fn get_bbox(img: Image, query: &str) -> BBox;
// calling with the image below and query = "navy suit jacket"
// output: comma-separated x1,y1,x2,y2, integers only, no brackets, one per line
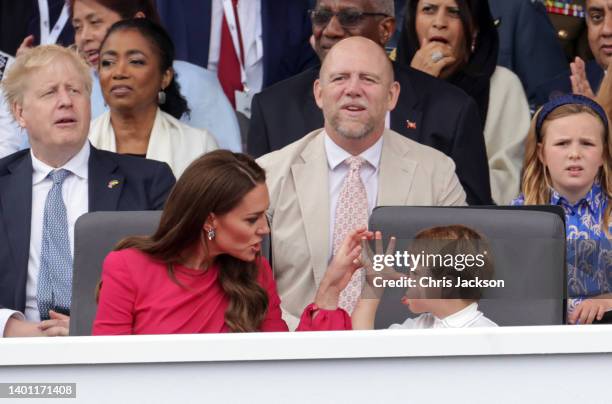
0,145,176,313
533,60,604,107
488,0,567,106
27,0,74,48
247,64,493,205
1,0,74,56
155,0,318,88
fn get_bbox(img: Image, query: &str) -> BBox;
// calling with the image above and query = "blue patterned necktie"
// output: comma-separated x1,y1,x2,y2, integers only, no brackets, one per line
37,169,72,320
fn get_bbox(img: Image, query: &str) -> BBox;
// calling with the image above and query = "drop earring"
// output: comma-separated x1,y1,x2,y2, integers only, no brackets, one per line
158,89,166,105
207,228,216,241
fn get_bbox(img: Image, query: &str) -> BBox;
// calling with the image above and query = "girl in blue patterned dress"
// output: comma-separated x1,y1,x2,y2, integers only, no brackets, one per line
512,94,612,324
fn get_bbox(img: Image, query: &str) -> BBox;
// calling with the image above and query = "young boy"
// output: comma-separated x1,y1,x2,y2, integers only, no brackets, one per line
352,225,497,329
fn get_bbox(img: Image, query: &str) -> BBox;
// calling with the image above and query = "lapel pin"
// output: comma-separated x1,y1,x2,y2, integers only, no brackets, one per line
107,179,120,189
406,120,417,130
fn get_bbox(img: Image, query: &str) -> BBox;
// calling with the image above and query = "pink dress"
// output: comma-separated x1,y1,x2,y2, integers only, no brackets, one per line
93,248,351,335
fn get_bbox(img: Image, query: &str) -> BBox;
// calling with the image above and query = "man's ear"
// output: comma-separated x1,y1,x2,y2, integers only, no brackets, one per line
12,102,26,128
313,78,324,109
386,81,400,111
379,18,396,46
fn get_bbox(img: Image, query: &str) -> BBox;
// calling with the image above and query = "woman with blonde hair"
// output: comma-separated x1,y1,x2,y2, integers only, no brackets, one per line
512,94,612,324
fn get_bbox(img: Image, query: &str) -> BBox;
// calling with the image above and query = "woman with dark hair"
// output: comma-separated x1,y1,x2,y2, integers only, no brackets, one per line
93,151,362,334
88,19,217,177
396,0,530,205
69,0,241,151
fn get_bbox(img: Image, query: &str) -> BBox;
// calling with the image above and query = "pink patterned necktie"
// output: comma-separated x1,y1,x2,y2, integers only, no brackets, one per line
333,156,369,313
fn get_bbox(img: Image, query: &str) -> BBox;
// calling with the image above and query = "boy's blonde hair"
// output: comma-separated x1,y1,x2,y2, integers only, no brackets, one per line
1,45,92,110
414,224,494,300
520,103,612,235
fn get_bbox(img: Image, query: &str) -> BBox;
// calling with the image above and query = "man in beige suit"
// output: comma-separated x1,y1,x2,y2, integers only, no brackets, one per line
257,37,466,329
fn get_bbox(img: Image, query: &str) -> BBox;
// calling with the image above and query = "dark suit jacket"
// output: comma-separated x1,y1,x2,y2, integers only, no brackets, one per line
0,145,176,313
27,0,74,48
0,0,73,55
155,0,318,89
488,0,567,106
534,60,604,107
247,64,493,205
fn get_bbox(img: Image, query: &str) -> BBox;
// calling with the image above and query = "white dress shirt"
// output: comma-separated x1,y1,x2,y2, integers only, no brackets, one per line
324,132,383,263
208,0,264,93
0,141,90,336
388,302,498,329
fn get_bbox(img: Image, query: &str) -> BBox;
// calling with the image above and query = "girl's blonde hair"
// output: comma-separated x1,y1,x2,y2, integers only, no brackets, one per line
520,102,612,235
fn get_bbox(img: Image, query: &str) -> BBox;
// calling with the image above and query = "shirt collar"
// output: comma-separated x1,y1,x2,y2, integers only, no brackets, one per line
324,130,383,171
31,141,90,185
549,181,603,216
433,302,483,328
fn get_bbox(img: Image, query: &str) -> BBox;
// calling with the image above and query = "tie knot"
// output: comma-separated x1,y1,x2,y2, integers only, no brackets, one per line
345,156,365,171
49,169,70,185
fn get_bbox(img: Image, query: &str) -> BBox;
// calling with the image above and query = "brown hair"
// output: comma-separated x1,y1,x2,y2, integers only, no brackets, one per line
113,150,269,332
413,224,494,300
67,0,161,24
520,103,612,235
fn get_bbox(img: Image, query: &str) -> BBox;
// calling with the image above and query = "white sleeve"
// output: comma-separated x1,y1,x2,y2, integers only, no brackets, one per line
0,96,25,159
484,66,530,205
0,309,25,338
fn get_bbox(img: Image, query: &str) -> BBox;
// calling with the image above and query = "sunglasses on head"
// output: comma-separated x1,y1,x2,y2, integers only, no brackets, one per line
309,9,389,28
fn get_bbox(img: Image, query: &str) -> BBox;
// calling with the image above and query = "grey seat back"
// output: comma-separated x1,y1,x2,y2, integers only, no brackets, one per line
369,206,566,328
70,211,162,336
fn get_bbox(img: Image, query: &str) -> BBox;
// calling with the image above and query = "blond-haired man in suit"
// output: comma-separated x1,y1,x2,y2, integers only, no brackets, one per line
258,37,466,329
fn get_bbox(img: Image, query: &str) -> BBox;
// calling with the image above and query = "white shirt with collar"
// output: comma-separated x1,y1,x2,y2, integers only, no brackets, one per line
0,141,90,336
388,302,498,329
325,132,383,263
208,0,264,94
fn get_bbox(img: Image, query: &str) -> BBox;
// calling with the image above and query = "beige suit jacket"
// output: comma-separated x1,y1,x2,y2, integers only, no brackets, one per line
257,129,466,329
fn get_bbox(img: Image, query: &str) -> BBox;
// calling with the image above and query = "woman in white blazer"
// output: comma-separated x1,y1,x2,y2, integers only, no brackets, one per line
89,18,217,178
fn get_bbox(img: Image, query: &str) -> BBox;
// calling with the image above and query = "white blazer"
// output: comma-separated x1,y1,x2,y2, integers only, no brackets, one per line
89,109,218,178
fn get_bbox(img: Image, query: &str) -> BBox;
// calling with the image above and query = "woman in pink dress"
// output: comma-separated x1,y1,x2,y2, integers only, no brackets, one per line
93,150,367,334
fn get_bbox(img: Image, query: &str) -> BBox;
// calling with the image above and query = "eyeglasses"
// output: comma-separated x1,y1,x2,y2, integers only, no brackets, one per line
309,9,389,28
